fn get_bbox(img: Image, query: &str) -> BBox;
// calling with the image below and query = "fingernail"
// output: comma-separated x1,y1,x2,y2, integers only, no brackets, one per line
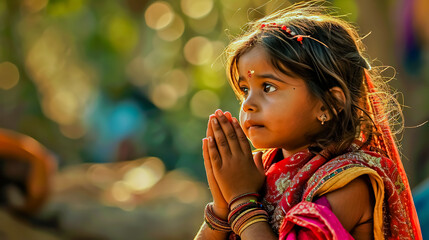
208,136,213,142
216,109,222,117
212,118,218,124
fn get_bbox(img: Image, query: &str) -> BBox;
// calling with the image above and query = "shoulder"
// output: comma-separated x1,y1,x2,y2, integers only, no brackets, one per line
324,175,374,232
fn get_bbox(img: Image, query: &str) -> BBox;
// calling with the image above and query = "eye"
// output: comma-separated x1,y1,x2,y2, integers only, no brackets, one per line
263,83,276,93
239,86,249,96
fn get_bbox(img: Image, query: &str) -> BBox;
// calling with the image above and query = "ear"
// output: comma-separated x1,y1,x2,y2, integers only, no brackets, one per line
314,87,346,123
329,87,346,114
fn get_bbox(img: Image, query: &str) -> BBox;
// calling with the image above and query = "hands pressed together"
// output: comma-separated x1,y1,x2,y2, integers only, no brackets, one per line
202,109,266,219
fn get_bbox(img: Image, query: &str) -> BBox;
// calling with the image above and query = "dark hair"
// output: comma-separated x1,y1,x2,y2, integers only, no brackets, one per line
225,1,401,156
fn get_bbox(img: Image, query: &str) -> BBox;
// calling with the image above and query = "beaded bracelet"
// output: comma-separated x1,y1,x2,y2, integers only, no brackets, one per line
228,192,260,209
204,203,231,232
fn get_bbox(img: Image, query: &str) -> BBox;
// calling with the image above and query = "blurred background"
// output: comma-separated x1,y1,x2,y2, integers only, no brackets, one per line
0,0,428,239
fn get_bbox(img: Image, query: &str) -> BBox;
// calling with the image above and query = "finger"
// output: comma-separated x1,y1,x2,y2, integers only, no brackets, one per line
203,138,226,203
202,138,212,170
253,151,265,174
224,111,232,123
213,110,242,154
206,114,215,138
210,115,232,157
207,136,222,169
207,116,222,160
231,117,252,153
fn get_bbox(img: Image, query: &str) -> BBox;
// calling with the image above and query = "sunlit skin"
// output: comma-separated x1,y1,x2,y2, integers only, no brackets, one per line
194,46,374,240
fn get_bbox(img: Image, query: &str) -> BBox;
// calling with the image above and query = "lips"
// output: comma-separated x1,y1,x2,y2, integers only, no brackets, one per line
244,120,264,130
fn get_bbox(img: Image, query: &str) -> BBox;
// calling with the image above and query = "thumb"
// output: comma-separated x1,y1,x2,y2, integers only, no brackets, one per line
253,151,265,174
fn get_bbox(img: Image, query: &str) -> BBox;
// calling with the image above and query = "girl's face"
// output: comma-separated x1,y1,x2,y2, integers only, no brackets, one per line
237,46,324,156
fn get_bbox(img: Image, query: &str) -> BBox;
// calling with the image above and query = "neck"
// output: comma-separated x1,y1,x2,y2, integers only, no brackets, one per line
281,145,309,158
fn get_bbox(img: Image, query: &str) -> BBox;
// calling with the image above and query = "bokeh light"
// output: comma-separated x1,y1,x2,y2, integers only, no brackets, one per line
144,1,174,30
188,8,218,34
43,90,79,125
184,37,213,65
0,62,20,90
151,83,178,109
111,181,132,202
123,157,165,192
86,164,117,190
156,14,185,41
190,90,220,118
163,69,189,97
181,0,213,19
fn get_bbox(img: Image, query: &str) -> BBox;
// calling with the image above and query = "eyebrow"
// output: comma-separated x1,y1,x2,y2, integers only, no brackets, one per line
238,73,286,84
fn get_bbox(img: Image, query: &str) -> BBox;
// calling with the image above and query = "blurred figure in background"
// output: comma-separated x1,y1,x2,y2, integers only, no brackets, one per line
0,128,58,240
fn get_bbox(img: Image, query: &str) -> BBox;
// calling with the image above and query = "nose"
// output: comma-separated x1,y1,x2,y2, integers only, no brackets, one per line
241,92,258,112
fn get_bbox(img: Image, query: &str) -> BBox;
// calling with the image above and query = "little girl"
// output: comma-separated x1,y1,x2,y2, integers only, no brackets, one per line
194,2,422,240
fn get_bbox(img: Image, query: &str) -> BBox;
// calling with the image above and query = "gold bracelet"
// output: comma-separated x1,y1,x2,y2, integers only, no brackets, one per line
238,217,268,236
231,208,255,230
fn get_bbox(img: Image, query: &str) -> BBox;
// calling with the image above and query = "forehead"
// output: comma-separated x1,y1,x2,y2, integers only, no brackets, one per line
237,46,272,72
236,45,297,80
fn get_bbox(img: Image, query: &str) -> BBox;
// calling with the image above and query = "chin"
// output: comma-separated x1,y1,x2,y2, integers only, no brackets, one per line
249,139,275,149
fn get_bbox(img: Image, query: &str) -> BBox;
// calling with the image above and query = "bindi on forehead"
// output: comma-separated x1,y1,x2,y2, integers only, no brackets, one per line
247,70,255,78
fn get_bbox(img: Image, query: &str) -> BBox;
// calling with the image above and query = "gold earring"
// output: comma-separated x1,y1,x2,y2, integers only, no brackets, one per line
320,114,327,125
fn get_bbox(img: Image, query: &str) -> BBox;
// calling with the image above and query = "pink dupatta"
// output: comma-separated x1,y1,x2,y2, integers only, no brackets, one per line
281,196,353,240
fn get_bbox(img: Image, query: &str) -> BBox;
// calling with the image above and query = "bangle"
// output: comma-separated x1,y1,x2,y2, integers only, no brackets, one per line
231,209,267,231
238,217,268,236
204,203,231,232
228,201,262,224
230,208,268,235
228,192,260,209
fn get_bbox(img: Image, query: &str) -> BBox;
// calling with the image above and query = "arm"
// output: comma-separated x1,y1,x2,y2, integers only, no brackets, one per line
324,175,375,239
276,176,374,240
194,222,229,240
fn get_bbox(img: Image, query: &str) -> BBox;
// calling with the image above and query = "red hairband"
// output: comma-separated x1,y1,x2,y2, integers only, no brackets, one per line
260,23,303,44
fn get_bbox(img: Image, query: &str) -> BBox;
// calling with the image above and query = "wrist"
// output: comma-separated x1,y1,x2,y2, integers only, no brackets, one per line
228,192,260,210
230,196,258,210
212,203,229,220
204,203,231,232
227,198,268,236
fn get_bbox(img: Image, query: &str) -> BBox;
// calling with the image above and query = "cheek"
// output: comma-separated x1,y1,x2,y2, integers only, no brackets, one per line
238,109,249,136
239,107,245,124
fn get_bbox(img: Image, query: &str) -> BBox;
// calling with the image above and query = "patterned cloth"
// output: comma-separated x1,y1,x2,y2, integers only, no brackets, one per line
260,143,422,239
281,196,353,240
